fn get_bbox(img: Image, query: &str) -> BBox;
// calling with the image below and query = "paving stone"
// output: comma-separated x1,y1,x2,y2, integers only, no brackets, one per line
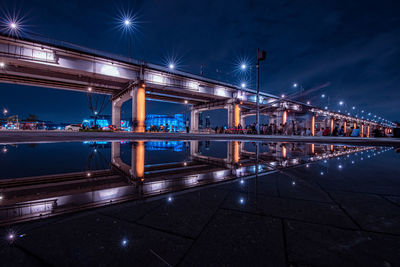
217,173,279,197
0,245,44,267
137,188,228,238
181,209,286,267
385,195,400,207
15,213,192,267
222,192,357,229
285,220,400,267
331,192,400,234
276,171,333,203
98,198,162,222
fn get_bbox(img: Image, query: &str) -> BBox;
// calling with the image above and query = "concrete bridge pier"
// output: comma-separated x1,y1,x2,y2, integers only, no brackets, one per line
227,141,240,164
190,109,200,132
112,82,146,132
111,142,132,176
226,101,241,128
131,142,145,179
112,92,131,128
111,142,145,180
190,100,242,132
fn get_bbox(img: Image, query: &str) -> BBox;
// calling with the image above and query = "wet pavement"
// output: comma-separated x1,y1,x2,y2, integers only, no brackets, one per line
0,141,399,266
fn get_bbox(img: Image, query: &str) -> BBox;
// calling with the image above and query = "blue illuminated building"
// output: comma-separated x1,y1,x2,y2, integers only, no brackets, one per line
145,141,184,152
82,115,130,129
145,114,185,132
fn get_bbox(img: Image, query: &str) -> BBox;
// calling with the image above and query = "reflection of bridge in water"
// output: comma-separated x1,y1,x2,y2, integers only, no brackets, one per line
0,141,373,225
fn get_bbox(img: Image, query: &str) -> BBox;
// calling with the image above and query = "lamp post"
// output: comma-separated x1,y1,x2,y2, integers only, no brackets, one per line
256,49,266,134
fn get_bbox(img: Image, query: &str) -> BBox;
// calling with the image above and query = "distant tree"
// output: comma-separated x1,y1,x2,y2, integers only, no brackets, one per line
87,93,109,129
25,114,39,122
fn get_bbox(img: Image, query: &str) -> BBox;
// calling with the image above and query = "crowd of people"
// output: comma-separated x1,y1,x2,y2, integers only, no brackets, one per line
211,122,387,137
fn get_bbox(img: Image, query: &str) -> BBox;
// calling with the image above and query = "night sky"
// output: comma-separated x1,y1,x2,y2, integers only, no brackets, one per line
1,0,399,124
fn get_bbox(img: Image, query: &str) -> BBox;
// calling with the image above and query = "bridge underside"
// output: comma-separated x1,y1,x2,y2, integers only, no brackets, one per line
0,33,388,133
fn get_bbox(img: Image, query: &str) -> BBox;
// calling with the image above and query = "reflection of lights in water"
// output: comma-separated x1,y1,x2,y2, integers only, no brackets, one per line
338,164,343,169
2,147,7,153
7,231,16,243
99,188,118,199
185,176,198,185
122,239,128,247
214,170,227,179
361,158,364,160
306,164,310,168
320,171,324,175
324,160,327,163
239,198,244,204
167,197,173,202
291,181,296,186
352,161,355,164
240,179,244,185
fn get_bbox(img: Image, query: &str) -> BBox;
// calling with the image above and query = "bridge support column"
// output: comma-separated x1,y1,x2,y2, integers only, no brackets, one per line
112,88,133,128
190,141,199,156
309,115,315,136
112,103,121,128
131,84,146,132
226,102,241,128
226,141,240,164
111,142,131,176
132,142,145,179
190,109,199,132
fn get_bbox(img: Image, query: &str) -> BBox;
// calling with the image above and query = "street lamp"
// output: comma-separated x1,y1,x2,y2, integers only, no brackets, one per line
169,63,175,70
241,82,246,88
293,83,298,88
256,49,266,134
240,64,246,70
339,101,344,106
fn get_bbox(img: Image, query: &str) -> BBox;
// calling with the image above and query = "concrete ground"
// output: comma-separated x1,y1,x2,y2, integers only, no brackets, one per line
1,157,399,266
1,130,400,146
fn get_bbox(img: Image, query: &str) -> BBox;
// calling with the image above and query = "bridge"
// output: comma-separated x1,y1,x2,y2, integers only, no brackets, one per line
0,33,392,134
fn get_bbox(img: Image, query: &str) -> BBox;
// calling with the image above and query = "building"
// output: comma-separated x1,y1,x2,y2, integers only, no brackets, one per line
145,114,185,132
